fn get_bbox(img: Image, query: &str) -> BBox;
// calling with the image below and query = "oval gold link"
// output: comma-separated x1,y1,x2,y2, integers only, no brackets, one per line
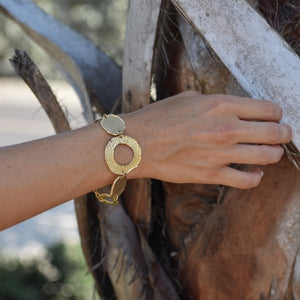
93,114,141,205
111,175,127,197
94,190,119,205
100,114,126,136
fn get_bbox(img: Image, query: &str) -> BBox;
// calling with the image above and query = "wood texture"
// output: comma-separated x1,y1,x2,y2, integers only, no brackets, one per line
180,156,300,299
8,49,108,297
154,3,300,298
101,2,180,299
122,0,162,231
122,0,162,111
97,200,180,300
5,1,300,299
9,50,70,133
172,0,300,149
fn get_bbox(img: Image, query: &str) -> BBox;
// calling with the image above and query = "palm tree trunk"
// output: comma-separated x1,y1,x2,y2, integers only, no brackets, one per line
2,0,299,298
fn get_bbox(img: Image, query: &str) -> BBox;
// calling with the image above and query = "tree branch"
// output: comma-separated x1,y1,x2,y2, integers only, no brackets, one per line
9,49,70,133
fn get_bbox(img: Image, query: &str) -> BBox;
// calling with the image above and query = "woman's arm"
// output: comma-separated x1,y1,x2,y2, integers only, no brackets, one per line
0,92,292,229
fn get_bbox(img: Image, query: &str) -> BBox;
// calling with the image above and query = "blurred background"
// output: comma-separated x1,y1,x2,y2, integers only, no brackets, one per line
0,0,127,299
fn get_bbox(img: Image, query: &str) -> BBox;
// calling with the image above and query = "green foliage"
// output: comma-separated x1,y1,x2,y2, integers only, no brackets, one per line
0,242,99,300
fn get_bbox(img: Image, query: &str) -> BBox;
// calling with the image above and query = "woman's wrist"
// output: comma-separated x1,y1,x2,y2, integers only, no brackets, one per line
119,112,150,180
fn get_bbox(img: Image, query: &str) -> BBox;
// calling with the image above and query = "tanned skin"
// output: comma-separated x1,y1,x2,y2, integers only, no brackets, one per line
0,91,292,230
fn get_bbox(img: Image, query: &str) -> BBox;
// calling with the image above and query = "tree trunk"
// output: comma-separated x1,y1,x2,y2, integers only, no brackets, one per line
122,0,300,298
2,0,299,299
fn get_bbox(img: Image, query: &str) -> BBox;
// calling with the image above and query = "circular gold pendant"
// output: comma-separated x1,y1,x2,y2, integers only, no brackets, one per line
105,135,142,175
100,114,125,136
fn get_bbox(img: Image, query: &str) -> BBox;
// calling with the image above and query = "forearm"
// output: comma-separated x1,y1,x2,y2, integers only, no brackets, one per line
0,116,140,230
0,92,292,230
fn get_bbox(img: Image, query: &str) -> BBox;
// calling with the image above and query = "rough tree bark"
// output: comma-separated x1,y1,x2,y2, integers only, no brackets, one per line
1,0,299,299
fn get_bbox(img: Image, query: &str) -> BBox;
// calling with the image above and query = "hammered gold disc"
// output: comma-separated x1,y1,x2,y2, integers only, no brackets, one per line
105,135,142,175
111,175,127,197
100,114,125,136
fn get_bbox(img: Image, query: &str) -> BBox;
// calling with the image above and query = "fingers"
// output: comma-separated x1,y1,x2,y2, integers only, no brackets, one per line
232,98,282,121
218,166,264,189
238,121,292,144
207,144,284,189
211,95,283,122
182,92,283,121
223,144,284,165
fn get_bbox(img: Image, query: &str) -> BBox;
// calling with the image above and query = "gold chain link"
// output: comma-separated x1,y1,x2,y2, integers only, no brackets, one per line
93,114,141,205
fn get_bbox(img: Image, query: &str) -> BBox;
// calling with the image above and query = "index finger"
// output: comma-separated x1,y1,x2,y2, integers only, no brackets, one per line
223,96,283,122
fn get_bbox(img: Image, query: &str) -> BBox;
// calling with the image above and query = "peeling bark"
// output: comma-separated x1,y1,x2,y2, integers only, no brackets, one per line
181,156,300,299
4,1,300,299
153,2,300,298
122,0,162,232
8,49,109,298
172,0,300,149
100,2,180,298
9,49,69,132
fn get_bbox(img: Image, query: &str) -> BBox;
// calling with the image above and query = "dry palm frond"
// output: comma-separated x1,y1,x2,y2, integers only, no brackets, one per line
257,0,300,55
282,142,300,171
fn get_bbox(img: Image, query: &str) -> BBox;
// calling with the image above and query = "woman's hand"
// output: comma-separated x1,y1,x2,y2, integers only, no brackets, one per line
126,91,292,189
0,91,292,229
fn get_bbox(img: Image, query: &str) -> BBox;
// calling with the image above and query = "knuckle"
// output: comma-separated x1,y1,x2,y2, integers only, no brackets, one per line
267,124,281,143
236,175,259,189
261,101,282,120
213,125,236,144
282,124,293,143
210,97,232,114
183,90,199,97
203,168,218,182
257,146,273,164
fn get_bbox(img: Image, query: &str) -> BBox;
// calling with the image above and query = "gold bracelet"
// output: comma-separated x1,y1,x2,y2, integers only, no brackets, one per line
93,114,142,205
